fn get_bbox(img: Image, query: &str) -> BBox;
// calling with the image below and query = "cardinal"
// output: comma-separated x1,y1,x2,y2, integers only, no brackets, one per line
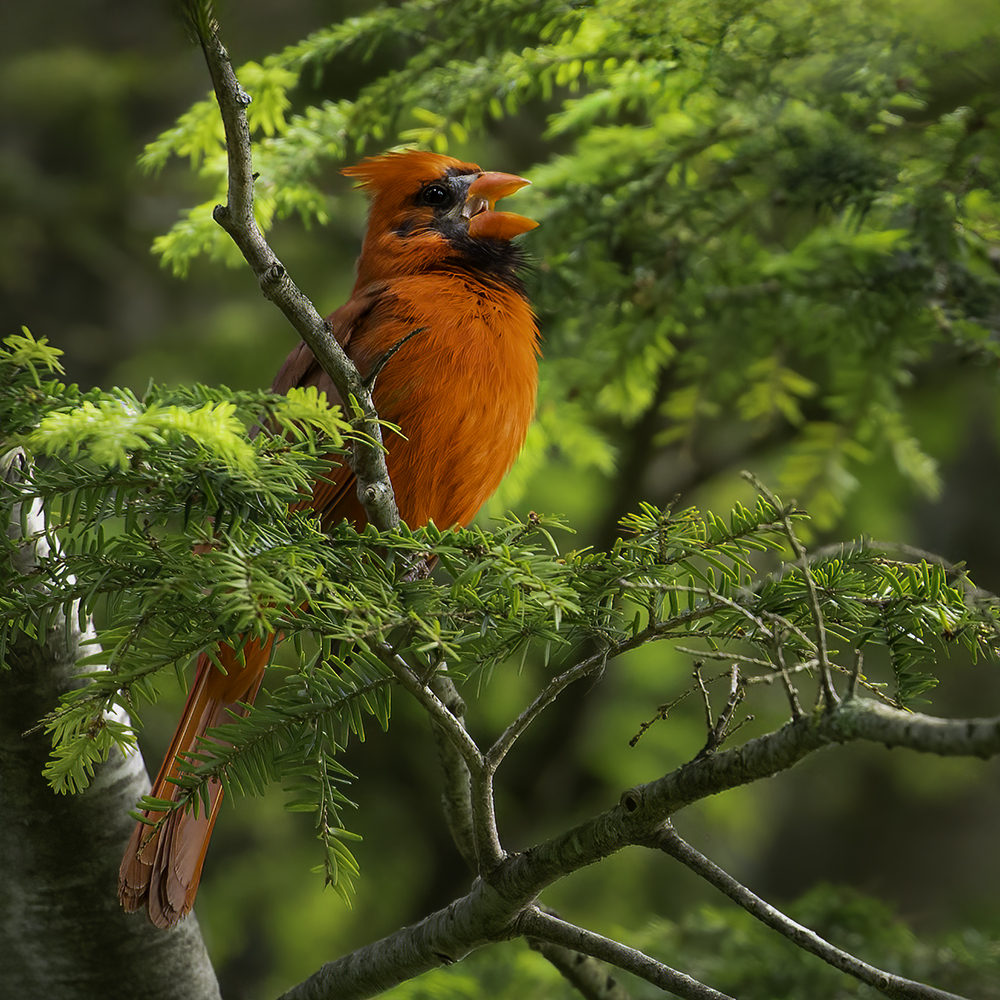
119,149,539,927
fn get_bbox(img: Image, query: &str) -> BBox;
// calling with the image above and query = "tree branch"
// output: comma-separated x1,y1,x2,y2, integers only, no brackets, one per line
425,673,630,1000
485,569,835,774
520,907,735,1000
276,875,526,1000
378,647,504,869
773,634,805,718
497,697,1000,905
653,825,969,1000
269,685,999,1000
189,3,399,531
486,642,609,772
693,662,746,758
526,934,634,1000
426,670,479,869
379,649,485,773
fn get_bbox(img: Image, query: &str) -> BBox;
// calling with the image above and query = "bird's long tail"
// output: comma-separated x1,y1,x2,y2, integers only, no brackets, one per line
118,636,274,928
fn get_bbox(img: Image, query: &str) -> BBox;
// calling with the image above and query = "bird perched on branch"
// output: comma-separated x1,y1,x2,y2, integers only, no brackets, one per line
119,149,540,927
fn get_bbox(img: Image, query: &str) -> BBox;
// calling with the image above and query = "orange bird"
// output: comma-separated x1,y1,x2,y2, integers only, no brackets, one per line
119,150,539,927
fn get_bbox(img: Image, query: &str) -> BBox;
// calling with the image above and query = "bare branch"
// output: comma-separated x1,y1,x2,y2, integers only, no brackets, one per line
489,689,1000,913
190,12,399,531
633,660,760,748
270,693,999,1000
507,697,1000,902
275,874,529,1000
527,935,634,1000
378,648,485,773
520,907,736,1000
675,647,775,671
483,575,812,769
694,664,745,758
847,647,863,699
424,672,626,996
426,670,478,869
653,826,969,1000
637,697,1000,826
824,698,1000,757
377,647,503,869
693,661,714,731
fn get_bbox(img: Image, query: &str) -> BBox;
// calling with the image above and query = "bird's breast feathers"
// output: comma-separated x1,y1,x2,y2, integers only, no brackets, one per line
354,273,539,527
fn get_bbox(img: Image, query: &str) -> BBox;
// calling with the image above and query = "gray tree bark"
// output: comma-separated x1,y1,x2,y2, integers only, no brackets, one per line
0,451,221,1000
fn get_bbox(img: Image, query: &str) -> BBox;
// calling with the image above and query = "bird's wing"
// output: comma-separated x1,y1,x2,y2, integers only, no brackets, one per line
269,284,388,529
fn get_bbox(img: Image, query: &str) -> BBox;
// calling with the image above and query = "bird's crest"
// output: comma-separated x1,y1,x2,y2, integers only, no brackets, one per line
342,149,480,195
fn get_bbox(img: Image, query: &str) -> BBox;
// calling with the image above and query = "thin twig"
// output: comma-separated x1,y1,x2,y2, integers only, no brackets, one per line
773,636,804,719
377,647,484,773
487,562,866,830
718,666,743,740
673,650,886,703
653,825,969,1000
692,665,747,758
632,661,748,747
674,647,776,670
744,658,817,683
622,580,818,652
744,473,839,710
693,662,713,730
486,644,609,772
519,907,736,1000
847,648,863,700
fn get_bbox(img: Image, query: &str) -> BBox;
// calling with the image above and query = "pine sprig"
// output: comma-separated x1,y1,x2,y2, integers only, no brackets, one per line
7,323,1000,886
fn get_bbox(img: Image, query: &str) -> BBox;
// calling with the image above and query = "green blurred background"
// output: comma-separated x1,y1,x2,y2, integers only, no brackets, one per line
3,2,999,997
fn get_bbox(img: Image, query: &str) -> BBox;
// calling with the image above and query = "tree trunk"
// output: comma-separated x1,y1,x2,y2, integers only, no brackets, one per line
1,450,221,1000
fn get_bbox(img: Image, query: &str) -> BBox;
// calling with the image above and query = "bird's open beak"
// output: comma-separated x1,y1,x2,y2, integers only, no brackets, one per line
463,172,539,240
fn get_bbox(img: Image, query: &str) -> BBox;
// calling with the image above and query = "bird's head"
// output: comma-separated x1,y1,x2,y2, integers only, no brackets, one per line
343,149,538,289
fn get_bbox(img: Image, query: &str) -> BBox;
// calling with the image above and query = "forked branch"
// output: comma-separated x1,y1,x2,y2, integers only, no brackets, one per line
377,648,503,869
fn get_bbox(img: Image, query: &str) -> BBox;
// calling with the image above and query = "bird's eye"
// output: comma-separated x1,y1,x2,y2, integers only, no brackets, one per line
420,183,451,207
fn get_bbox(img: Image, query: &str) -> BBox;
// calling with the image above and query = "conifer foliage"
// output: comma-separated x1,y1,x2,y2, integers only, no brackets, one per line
3,1,1000,998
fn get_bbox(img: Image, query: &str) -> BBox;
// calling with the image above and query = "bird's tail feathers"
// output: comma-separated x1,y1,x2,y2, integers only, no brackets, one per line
118,636,273,927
